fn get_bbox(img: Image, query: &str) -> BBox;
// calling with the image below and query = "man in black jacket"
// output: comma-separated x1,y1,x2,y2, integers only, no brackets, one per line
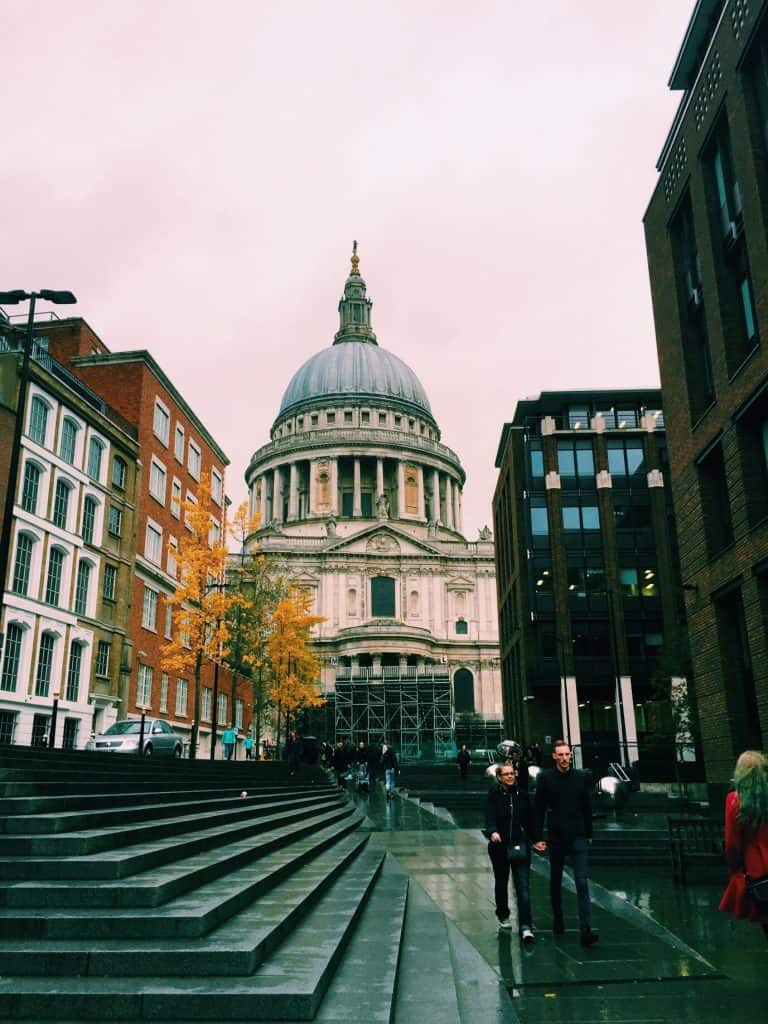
485,761,535,943
532,740,598,947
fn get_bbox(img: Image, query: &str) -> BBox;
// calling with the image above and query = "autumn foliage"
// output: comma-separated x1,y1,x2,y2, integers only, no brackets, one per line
266,588,325,746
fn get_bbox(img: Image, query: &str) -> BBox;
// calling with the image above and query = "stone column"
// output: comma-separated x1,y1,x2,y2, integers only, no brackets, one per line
376,458,384,498
288,462,298,521
445,477,454,530
417,466,425,519
432,469,440,523
457,489,463,534
397,462,405,517
353,458,362,517
308,461,317,516
273,467,282,523
452,483,460,531
330,457,339,516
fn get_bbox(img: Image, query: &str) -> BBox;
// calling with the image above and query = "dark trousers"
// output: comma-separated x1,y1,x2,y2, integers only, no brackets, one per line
488,842,532,931
548,836,591,928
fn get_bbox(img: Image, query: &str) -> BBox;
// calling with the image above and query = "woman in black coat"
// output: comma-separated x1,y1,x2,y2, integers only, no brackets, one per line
484,761,535,943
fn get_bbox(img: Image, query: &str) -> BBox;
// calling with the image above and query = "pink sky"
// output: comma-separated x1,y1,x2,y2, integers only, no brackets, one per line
3,0,693,534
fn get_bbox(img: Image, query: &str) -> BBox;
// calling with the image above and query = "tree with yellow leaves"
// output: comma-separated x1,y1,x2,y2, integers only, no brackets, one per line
161,479,234,760
266,588,325,751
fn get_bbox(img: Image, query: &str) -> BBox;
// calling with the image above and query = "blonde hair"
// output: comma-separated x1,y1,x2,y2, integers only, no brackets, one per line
734,750,768,828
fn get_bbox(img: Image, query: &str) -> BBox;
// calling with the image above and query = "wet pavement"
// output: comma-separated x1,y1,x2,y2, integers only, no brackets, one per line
349,782,765,1023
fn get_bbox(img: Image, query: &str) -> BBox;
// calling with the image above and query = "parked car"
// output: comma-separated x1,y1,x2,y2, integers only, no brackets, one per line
85,719,183,757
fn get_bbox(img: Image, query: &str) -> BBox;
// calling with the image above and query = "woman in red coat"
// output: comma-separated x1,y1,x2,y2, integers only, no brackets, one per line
718,749,768,940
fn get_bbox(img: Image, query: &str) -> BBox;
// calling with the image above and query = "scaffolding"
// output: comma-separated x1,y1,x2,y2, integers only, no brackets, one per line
334,668,453,759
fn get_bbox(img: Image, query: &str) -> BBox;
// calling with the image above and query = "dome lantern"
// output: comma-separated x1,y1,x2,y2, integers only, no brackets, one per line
334,240,377,347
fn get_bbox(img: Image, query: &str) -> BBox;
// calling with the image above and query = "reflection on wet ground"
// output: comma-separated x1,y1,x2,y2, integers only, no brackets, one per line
349,782,764,1023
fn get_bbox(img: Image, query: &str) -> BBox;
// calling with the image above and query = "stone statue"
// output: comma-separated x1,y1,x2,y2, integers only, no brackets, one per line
478,525,493,541
376,493,390,519
326,515,337,538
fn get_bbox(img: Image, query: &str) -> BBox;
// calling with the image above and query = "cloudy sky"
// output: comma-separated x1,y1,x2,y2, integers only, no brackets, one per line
4,0,694,535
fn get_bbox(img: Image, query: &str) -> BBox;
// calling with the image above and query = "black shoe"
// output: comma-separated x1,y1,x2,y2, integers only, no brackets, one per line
580,927,599,947
553,916,565,935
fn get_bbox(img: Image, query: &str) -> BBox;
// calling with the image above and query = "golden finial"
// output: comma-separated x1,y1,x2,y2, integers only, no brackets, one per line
350,239,360,275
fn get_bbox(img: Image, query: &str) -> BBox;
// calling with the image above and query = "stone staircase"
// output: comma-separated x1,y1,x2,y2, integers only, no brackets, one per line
0,747,511,1023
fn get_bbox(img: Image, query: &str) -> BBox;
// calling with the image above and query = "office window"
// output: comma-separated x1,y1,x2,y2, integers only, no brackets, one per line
35,633,55,697
145,523,162,564
188,440,201,480
153,399,170,445
607,440,645,479
112,456,126,489
20,461,41,515
52,479,71,529
87,438,104,480
74,560,91,616
82,496,97,545
735,385,768,527
211,468,223,505
28,396,49,445
174,423,185,462
137,664,153,707
557,441,595,483
59,418,78,464
44,547,65,605
530,502,549,536
149,459,166,504
160,674,169,712
710,118,742,240
371,576,396,617
171,478,182,518
103,563,117,601
0,622,23,692
562,504,600,531
65,641,83,702
697,440,733,557
175,678,188,716
12,533,34,595
620,568,640,598
142,586,158,630
108,505,122,537
95,640,111,678
568,405,589,429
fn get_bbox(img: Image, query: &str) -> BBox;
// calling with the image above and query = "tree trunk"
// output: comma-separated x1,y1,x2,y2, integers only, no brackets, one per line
190,649,203,760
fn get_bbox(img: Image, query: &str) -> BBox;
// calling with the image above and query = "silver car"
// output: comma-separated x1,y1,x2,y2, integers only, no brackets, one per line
86,718,184,757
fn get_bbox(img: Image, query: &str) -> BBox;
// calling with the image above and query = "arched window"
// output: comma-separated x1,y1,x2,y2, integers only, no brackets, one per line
65,641,83,702
45,547,65,605
347,587,357,617
0,622,24,692
28,396,49,446
74,560,92,616
454,668,475,713
35,632,56,697
60,418,79,464
87,437,104,480
455,618,468,635
21,461,41,515
53,479,72,530
371,576,395,617
12,533,34,596
82,496,98,545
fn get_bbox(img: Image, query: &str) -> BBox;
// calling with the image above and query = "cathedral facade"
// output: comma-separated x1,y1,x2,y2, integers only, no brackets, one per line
245,247,502,756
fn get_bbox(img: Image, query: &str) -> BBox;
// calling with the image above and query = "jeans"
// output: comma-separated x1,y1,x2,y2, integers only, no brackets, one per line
385,768,396,792
488,842,532,930
223,742,234,761
548,836,591,928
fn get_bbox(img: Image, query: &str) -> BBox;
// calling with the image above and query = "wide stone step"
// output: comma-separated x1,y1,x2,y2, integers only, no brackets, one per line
0,803,360,908
0,795,346,881
0,844,386,1019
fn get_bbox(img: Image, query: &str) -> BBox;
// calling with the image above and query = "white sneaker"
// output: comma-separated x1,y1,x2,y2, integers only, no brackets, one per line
521,927,535,945
498,918,514,930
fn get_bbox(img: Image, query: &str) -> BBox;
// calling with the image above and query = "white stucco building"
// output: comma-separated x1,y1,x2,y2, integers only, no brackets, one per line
245,246,502,756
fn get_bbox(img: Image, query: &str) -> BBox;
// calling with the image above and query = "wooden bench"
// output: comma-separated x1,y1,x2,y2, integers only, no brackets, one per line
668,816,724,882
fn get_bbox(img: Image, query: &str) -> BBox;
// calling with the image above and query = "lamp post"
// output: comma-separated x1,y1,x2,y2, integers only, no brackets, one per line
0,290,77,660
137,702,150,754
49,690,61,750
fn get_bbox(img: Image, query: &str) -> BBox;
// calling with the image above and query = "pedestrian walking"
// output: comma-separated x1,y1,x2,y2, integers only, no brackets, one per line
718,749,768,942
532,739,598,947
381,742,398,799
485,761,535,943
243,736,254,760
222,726,236,761
457,743,471,781
284,729,303,775
367,740,381,787
332,738,350,788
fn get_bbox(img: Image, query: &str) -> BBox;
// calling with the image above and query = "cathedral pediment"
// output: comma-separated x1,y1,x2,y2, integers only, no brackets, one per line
324,523,439,558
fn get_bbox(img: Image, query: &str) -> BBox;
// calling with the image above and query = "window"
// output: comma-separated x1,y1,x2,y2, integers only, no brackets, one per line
710,118,742,241
371,576,396,617
209,519,221,546
74,560,91,616
145,522,162,564
568,405,589,429
557,441,595,484
326,412,336,425
82,496,97,545
378,412,387,425
153,399,170,445
175,678,188,716
164,602,173,639
167,536,178,579
44,547,65,605
344,411,353,424
35,633,55,697
171,478,182,518
455,618,468,635
65,642,82,702
211,468,223,505
149,459,166,504
620,568,639,598
160,674,169,713
562,504,599,531
21,461,41,515
108,505,122,537
142,586,158,630
59,418,78,464
28,396,49,445
52,479,71,530
218,692,228,724
529,445,544,479
87,438,104,480
202,686,212,721
235,699,244,730
715,588,763,751
103,563,117,601
12,533,34,595
311,414,318,426
607,440,645,480
734,385,768,526
697,440,733,557
1,622,23,692
530,501,549,536
112,456,126,490
95,640,111,678
188,440,201,480
174,424,185,462
137,664,153,707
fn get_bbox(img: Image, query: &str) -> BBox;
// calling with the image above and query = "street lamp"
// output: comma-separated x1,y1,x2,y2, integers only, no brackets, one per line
137,702,150,755
0,290,77,660
49,690,61,750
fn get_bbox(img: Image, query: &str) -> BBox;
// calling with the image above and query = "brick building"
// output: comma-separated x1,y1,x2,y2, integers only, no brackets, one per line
493,390,688,779
0,332,139,748
42,318,237,758
644,0,768,800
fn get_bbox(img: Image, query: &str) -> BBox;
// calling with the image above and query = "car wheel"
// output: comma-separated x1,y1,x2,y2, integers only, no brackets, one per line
143,743,153,756
173,744,182,758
